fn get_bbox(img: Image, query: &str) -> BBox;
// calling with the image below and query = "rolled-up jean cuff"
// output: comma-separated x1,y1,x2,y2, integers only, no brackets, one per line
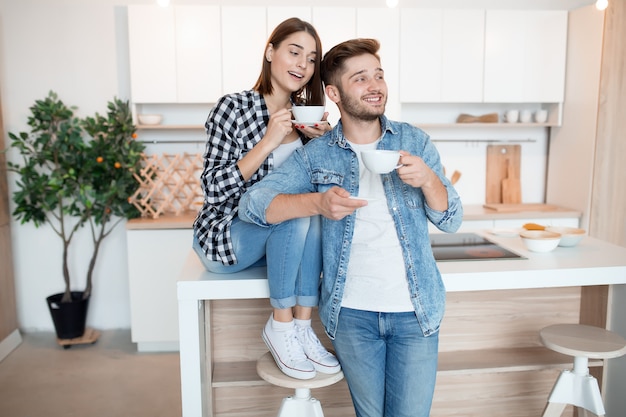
270,295,318,309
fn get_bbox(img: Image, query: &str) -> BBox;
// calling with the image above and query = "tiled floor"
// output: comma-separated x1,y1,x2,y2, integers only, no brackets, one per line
0,330,182,417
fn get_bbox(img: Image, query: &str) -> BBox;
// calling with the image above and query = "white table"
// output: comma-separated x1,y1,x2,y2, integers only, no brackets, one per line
177,233,626,417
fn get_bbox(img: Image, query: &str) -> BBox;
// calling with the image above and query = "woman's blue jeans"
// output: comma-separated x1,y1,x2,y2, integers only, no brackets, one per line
193,215,322,309
331,308,439,417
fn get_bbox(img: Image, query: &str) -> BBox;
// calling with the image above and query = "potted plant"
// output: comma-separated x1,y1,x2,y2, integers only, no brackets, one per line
6,91,145,340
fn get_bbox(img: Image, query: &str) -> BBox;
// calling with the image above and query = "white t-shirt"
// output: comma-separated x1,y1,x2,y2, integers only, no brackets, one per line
341,140,414,312
272,138,303,168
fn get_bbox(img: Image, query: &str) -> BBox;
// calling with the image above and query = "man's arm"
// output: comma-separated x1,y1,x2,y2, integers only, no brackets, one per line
265,187,367,224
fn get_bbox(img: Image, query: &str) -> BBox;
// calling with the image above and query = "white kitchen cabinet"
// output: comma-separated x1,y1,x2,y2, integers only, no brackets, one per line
357,7,401,120
312,7,357,124
128,5,176,103
128,5,221,103
484,10,568,103
267,7,312,35
221,7,267,96
312,7,356,55
400,9,485,103
127,227,192,352
174,6,222,103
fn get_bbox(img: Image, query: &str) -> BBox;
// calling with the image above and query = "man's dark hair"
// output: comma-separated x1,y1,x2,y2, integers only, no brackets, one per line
321,38,381,87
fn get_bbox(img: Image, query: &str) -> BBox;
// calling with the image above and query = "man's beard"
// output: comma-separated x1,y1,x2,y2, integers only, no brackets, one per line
338,88,386,122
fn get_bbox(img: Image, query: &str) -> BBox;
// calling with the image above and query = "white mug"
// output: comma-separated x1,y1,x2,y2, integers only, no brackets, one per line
504,110,519,123
361,150,401,174
534,110,548,123
520,110,532,123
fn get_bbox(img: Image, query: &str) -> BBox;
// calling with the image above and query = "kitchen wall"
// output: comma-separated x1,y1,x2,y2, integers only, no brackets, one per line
0,0,599,333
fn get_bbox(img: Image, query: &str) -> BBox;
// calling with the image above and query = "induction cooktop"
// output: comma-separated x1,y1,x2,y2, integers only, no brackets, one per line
430,232,524,262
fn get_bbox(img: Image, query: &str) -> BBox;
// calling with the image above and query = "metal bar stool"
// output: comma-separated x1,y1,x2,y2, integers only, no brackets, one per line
540,324,626,417
256,351,344,417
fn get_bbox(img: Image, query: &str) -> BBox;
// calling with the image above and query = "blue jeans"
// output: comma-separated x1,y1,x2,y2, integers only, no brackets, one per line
193,215,322,309
331,308,439,417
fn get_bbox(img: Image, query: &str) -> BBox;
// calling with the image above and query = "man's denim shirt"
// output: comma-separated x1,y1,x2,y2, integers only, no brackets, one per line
239,116,463,339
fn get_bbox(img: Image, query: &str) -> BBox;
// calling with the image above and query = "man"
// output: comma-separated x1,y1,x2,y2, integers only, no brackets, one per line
239,38,463,417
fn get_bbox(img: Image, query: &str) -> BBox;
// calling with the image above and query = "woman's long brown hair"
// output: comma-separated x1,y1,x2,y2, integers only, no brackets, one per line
253,17,324,106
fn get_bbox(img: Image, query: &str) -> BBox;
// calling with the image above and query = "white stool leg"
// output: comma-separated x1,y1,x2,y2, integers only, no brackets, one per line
542,356,605,417
577,407,602,417
276,388,325,417
542,401,566,417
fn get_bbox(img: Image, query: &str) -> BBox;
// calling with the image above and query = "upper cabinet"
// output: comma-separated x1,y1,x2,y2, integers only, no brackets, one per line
484,11,568,103
127,6,568,109
220,7,267,96
400,9,485,103
128,5,221,103
400,9,567,105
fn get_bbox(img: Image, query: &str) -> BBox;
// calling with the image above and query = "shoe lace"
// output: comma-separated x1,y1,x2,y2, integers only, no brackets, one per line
284,329,309,362
298,326,328,358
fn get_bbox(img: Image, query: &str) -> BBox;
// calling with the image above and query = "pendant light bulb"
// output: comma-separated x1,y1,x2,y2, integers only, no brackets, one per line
386,0,399,8
595,0,608,10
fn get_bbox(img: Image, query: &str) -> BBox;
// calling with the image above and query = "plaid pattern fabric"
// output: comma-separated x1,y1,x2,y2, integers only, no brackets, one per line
193,90,271,265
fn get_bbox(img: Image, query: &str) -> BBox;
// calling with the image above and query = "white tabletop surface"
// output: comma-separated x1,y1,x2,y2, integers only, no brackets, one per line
178,232,626,300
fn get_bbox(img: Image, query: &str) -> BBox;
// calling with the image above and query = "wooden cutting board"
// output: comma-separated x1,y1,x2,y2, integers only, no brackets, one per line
485,144,521,204
502,159,522,204
483,203,561,212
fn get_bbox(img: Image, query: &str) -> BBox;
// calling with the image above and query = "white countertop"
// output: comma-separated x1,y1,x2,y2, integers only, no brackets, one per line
130,204,581,230
177,232,626,301
439,232,626,291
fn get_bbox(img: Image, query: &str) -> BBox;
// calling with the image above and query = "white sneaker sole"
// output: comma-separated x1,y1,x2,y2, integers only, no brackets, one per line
308,358,341,374
262,328,316,380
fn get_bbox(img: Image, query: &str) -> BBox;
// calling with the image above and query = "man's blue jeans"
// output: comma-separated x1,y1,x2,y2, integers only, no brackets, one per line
331,307,439,417
193,215,322,309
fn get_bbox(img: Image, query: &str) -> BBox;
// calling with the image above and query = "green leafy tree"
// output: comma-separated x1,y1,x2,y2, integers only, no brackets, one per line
6,91,145,302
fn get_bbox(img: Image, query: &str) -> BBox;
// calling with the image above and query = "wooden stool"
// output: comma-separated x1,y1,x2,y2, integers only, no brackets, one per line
540,324,626,417
256,351,344,417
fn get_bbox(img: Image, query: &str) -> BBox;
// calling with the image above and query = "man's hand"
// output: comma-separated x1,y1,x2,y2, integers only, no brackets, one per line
318,187,368,220
396,151,449,211
395,151,439,188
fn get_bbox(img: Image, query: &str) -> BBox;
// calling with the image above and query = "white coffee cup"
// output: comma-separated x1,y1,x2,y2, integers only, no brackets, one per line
520,110,532,123
361,150,401,174
504,110,519,123
534,109,548,123
291,105,325,123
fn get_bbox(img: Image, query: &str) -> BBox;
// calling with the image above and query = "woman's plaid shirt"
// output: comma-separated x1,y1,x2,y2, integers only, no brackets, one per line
193,90,272,265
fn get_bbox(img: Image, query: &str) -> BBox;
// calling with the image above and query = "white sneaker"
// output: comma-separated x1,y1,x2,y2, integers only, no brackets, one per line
295,324,341,374
262,316,316,380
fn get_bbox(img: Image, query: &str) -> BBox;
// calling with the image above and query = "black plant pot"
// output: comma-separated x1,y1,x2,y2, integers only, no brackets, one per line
46,291,90,340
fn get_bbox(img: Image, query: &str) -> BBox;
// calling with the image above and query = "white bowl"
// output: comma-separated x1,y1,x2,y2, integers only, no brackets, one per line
291,106,324,123
545,226,586,247
138,114,162,125
520,230,561,253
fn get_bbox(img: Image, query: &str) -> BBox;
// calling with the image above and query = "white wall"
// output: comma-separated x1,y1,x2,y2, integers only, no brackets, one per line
0,0,596,333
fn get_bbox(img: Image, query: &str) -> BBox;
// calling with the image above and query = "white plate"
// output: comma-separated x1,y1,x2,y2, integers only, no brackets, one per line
349,196,379,202
488,228,520,237
291,120,323,126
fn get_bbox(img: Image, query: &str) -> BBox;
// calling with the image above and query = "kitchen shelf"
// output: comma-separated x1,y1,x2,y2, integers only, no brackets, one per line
211,346,599,388
415,122,555,128
137,124,204,130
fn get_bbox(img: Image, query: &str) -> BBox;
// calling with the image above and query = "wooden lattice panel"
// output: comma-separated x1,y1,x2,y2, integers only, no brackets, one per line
129,153,204,218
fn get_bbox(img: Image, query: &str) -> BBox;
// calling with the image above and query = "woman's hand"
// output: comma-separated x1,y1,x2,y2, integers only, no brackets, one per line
294,111,332,139
264,108,295,149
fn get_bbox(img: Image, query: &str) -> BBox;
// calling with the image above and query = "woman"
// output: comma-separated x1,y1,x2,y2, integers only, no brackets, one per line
192,18,338,380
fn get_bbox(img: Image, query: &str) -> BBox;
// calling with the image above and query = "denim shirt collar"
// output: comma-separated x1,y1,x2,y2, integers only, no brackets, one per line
327,115,398,149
